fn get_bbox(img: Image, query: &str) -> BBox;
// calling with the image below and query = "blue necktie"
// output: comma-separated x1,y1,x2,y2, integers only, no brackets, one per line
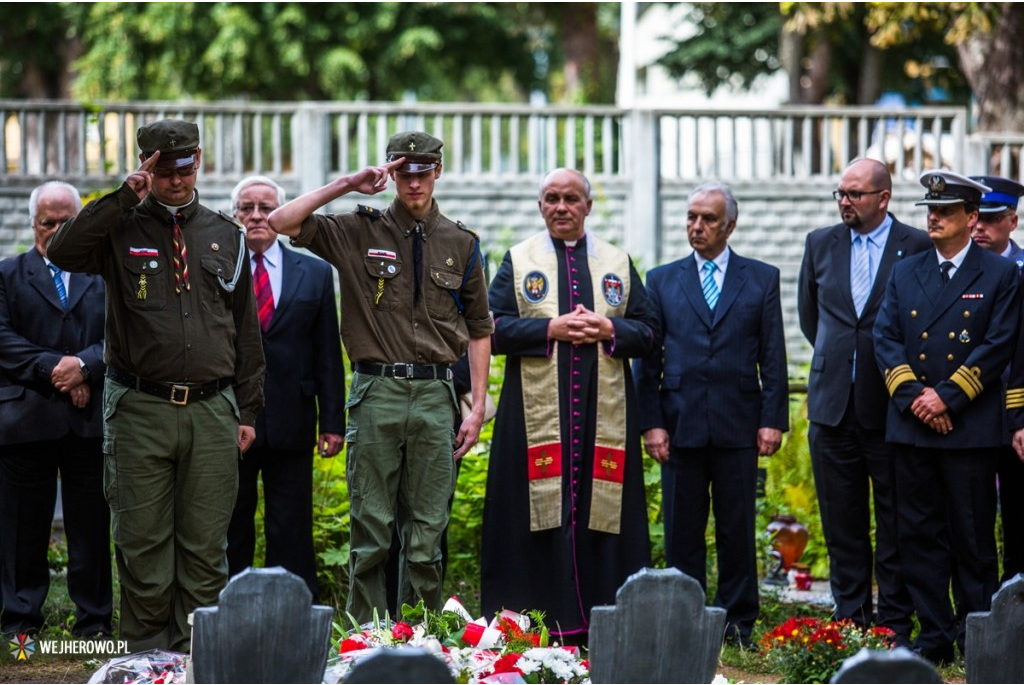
850,235,871,317
701,260,719,310
49,263,68,309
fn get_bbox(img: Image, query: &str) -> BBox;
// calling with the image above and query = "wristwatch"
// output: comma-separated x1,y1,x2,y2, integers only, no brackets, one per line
78,357,90,380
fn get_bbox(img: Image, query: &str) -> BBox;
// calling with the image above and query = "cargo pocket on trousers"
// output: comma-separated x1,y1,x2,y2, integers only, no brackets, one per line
344,373,374,445
101,384,129,511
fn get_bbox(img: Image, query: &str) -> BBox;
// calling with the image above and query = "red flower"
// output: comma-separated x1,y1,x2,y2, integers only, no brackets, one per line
340,636,367,653
491,653,524,676
391,622,414,642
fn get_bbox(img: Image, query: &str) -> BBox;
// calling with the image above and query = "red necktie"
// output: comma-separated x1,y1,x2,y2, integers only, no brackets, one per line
253,252,275,332
172,212,190,294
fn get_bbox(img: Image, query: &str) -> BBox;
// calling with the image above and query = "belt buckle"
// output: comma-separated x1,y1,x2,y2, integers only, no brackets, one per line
170,385,190,405
395,363,415,379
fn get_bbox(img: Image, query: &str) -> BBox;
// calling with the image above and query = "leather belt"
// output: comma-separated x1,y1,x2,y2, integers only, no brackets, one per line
354,361,452,381
106,366,233,406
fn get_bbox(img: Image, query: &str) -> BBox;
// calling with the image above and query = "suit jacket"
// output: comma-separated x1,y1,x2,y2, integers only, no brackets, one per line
0,247,106,445
875,242,1020,448
253,242,345,451
798,215,932,429
635,250,789,449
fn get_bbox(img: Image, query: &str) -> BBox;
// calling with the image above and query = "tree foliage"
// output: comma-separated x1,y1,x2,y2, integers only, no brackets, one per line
1,2,620,104
656,3,784,97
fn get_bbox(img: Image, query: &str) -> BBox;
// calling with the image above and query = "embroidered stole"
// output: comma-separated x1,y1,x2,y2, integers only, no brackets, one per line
510,231,630,534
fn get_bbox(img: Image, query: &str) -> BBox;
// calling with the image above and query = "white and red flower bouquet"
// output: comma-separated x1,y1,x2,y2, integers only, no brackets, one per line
325,597,590,684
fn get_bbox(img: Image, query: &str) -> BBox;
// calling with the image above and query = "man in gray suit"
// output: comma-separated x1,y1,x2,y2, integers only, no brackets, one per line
798,158,931,645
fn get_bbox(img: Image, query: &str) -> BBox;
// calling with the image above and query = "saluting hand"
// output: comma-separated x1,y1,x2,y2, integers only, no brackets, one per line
126,152,159,201
345,158,407,196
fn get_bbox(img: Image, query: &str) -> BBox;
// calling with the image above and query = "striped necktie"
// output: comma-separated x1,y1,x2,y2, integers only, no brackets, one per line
253,252,275,332
851,235,871,317
172,212,190,294
701,260,719,310
49,263,68,309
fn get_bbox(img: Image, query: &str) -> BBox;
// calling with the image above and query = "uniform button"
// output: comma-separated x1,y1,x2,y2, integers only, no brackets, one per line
964,310,971,318
911,310,918,318
919,353,926,361
184,311,190,318
949,332,956,339
413,323,418,328
921,331,928,339
186,344,192,350
920,375,927,382
947,354,955,361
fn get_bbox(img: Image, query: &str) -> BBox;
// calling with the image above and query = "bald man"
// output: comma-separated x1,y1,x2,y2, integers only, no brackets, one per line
798,159,932,645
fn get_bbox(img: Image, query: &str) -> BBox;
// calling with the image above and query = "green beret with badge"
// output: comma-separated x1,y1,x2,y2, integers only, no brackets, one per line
386,131,443,173
137,119,200,169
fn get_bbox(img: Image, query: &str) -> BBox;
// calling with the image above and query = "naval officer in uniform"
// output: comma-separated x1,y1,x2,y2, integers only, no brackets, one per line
874,170,1020,664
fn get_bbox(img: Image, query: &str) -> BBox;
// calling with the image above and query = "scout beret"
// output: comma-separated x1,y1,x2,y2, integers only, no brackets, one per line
386,131,443,172
970,175,1024,213
915,170,990,207
137,119,200,169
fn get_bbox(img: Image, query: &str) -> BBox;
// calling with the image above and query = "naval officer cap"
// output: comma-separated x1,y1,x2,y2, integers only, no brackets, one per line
137,119,200,169
915,170,990,207
386,131,443,173
970,175,1024,214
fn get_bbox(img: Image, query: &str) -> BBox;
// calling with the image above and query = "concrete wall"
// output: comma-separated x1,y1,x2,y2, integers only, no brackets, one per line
1,178,935,373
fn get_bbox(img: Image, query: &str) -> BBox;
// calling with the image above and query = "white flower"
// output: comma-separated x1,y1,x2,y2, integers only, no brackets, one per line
517,657,542,675
711,675,729,684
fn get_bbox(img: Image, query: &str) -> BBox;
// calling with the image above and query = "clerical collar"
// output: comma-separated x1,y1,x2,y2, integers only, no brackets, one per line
158,191,197,215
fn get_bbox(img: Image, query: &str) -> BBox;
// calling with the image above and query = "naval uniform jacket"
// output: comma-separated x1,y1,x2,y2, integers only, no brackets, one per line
291,198,492,365
874,242,1020,448
48,184,266,425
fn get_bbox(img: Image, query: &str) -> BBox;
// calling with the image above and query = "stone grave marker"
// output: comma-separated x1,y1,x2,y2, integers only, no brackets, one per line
589,567,726,683
830,646,942,683
966,573,1024,684
190,567,334,683
343,647,455,683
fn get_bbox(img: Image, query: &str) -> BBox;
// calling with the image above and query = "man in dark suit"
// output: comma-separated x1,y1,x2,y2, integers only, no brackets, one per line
970,175,1024,584
875,170,1020,664
226,175,346,600
635,182,789,649
798,158,929,644
0,181,112,639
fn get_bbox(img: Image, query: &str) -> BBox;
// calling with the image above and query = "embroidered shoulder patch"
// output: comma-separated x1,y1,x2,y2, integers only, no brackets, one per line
522,271,548,304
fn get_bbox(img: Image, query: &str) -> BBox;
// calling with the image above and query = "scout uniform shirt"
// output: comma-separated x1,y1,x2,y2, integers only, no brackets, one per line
291,198,493,364
47,183,266,426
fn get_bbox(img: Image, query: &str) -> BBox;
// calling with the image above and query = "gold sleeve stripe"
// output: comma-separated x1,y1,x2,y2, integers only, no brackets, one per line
884,365,917,396
1007,388,1024,409
951,365,983,401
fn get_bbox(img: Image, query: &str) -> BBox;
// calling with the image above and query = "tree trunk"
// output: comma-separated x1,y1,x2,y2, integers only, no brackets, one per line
958,2,1024,131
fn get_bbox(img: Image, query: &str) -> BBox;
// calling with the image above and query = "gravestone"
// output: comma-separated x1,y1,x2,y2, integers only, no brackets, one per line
589,567,726,684
965,573,1024,683
190,567,334,683
343,648,455,684
830,646,942,683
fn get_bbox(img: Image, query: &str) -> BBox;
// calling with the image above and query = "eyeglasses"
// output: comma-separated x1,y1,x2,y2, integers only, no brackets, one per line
236,204,278,216
36,218,72,229
833,189,884,202
153,164,198,180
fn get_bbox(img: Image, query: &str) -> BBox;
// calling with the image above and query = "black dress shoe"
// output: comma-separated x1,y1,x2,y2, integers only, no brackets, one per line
724,632,759,651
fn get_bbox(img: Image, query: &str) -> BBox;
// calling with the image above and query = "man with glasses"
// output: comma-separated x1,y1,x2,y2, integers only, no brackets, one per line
0,182,112,641
225,175,345,600
268,132,492,621
875,170,1019,663
970,175,1024,584
798,158,930,646
48,119,265,652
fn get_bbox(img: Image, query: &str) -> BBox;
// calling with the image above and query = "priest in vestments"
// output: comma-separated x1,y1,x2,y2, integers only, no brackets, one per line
481,168,658,643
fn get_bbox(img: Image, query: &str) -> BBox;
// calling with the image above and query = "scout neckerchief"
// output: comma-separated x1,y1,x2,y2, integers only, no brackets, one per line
510,230,630,534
